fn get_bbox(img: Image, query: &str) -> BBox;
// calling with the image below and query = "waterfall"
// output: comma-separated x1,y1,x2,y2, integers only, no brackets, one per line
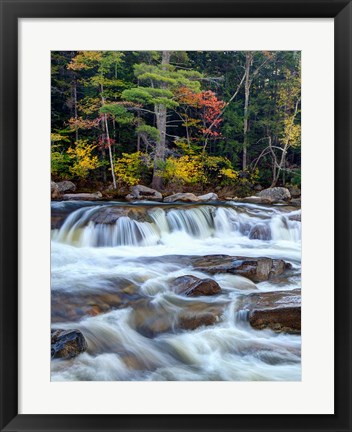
52,203,301,248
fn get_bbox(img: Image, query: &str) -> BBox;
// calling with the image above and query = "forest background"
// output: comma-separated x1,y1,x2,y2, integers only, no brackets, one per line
51,50,301,198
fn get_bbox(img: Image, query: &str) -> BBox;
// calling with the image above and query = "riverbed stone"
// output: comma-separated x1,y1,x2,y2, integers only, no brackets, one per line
238,288,301,334
172,275,221,296
191,255,289,282
51,329,88,359
164,193,200,203
126,185,163,202
178,312,219,330
257,187,291,203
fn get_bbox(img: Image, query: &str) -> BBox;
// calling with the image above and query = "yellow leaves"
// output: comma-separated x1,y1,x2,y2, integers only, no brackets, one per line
161,156,205,185
67,140,101,178
220,167,237,180
114,152,148,186
51,133,69,143
67,51,103,71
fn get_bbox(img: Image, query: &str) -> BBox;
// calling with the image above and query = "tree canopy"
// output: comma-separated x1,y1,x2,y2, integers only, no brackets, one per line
51,50,301,195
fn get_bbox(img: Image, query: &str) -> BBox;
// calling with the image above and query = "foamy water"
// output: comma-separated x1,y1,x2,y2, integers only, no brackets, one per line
51,201,301,381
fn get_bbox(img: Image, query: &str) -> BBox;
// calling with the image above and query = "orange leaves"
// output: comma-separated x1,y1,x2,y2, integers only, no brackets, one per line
176,87,225,138
68,116,100,130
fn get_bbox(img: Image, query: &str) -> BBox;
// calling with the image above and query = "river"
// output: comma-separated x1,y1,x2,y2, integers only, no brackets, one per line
51,200,301,381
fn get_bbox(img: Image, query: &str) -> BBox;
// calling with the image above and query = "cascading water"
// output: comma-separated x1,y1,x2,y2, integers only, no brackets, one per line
52,203,301,248
51,201,301,381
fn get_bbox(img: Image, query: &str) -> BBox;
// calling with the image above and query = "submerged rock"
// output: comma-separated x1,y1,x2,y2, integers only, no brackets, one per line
126,185,163,202
178,312,219,330
51,329,87,359
248,224,271,240
57,180,76,193
238,289,301,334
257,187,291,203
172,275,221,296
289,213,301,222
89,206,149,225
164,193,200,203
63,192,102,201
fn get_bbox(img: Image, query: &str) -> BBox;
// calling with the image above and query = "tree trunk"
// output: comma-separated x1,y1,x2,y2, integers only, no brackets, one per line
152,50,171,189
73,78,79,142
242,53,252,170
100,85,117,189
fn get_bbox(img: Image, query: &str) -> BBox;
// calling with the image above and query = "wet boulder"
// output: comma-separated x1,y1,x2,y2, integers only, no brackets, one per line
249,224,271,240
51,329,88,359
63,192,103,201
257,187,291,203
238,289,301,334
197,192,218,202
192,255,289,283
126,185,162,202
89,206,149,225
164,193,200,203
57,180,76,194
172,275,221,296
289,212,301,222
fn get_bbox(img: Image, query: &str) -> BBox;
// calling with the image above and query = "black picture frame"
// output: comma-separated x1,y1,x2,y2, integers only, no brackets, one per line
0,1,351,431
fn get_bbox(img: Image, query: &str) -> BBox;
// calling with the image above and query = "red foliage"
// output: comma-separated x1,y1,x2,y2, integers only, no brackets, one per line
176,87,226,138
98,136,116,149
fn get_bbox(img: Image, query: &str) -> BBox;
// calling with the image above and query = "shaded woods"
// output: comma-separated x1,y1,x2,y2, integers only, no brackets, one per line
51,51,301,197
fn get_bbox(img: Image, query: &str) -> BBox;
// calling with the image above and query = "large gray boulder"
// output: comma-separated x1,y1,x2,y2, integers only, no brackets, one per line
126,185,162,202
164,193,199,203
57,180,76,193
198,192,218,202
256,187,291,203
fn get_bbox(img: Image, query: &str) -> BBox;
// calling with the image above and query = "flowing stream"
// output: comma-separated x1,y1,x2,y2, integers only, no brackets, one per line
51,201,301,381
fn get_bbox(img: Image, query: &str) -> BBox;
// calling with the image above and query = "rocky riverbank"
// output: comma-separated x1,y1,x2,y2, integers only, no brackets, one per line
51,181,301,208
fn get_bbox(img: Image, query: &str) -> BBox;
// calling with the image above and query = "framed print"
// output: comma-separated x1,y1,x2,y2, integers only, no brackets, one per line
0,0,351,431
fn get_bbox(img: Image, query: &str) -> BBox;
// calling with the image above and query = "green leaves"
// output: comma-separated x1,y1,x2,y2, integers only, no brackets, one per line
99,104,133,124
136,125,160,142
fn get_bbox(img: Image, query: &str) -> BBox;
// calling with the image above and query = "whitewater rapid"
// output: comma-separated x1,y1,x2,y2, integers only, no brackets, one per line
51,201,301,381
